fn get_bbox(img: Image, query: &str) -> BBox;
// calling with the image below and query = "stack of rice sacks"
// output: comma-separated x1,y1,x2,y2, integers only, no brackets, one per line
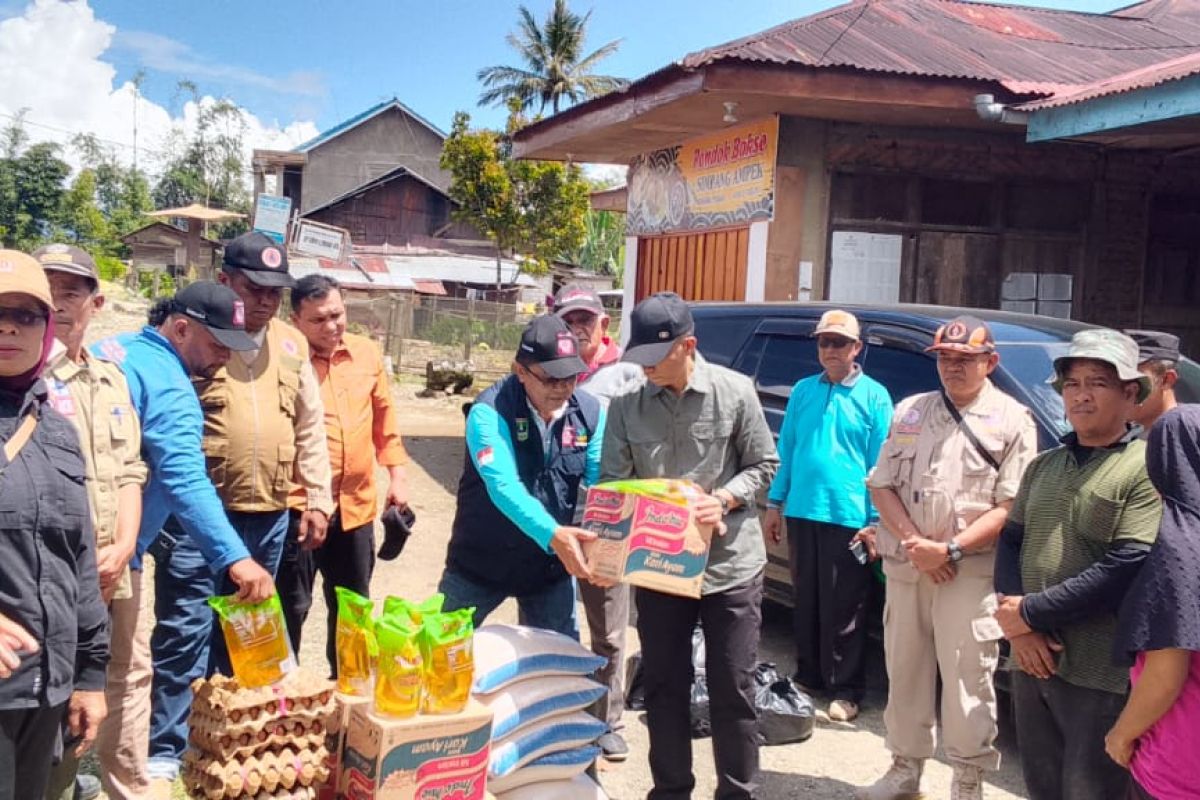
472,625,611,799
182,670,336,800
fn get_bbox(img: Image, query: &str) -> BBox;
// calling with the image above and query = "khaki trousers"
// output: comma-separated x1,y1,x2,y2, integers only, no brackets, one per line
97,568,153,799
881,559,1001,771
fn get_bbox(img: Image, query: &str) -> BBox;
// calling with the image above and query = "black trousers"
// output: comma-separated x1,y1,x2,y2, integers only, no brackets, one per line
637,572,763,800
1011,672,1130,800
786,517,871,702
276,509,375,677
1127,779,1156,800
0,704,64,800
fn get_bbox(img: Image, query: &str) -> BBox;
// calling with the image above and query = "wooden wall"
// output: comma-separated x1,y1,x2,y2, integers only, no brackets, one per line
307,175,452,246
635,226,749,302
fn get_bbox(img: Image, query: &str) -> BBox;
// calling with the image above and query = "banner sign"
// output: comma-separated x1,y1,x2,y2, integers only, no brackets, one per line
252,194,292,244
292,219,349,261
627,116,778,236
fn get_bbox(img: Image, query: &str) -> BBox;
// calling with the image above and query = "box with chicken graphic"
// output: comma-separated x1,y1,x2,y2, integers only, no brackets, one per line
582,479,714,598
339,699,493,800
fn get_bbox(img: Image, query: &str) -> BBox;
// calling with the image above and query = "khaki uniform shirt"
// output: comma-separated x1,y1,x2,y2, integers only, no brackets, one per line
46,343,148,599
867,379,1037,581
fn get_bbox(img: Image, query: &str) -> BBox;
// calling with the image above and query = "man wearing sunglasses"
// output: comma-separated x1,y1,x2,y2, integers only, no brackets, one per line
439,315,602,638
763,309,893,724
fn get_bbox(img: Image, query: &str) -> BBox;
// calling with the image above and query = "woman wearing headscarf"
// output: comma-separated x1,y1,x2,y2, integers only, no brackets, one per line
1108,404,1200,800
0,250,108,800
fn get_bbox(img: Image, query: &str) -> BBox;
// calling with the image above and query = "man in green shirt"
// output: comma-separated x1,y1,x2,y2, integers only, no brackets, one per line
994,328,1161,800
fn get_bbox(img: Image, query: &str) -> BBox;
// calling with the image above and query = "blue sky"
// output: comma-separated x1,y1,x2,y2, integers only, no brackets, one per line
88,0,1123,138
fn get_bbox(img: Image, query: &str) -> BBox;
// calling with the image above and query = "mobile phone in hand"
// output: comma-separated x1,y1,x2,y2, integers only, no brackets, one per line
848,539,869,565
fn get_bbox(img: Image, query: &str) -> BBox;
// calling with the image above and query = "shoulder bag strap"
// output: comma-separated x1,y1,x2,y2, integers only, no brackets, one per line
941,392,1000,471
0,413,38,475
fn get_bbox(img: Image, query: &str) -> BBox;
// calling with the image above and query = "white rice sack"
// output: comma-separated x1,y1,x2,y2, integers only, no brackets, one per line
495,773,608,799
488,710,606,778
479,675,606,740
487,745,600,794
474,624,606,694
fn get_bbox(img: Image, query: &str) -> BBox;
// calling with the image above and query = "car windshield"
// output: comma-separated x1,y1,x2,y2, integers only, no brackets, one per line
995,342,1071,437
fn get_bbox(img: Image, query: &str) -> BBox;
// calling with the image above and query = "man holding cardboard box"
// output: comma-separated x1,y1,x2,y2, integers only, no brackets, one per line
600,292,779,800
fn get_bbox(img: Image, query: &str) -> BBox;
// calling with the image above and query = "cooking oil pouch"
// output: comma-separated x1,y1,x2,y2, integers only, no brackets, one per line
381,592,445,626
207,592,296,688
374,618,424,719
334,587,378,696
419,608,475,715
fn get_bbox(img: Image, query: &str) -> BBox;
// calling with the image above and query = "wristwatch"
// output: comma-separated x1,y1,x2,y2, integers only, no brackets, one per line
947,541,964,563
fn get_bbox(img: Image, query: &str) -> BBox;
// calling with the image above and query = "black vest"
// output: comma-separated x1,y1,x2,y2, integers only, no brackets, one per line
447,375,600,595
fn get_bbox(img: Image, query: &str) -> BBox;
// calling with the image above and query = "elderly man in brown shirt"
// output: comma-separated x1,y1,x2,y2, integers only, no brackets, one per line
36,244,149,800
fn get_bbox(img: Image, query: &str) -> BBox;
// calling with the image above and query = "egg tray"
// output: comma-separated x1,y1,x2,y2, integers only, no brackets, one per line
181,744,329,800
189,671,336,736
189,712,326,761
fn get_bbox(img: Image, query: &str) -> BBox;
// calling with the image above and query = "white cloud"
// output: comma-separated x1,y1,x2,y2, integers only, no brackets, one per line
582,162,627,187
0,0,319,185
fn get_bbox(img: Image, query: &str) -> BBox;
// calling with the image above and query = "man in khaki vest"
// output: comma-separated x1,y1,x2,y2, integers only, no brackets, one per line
37,244,148,800
855,316,1037,800
146,232,333,790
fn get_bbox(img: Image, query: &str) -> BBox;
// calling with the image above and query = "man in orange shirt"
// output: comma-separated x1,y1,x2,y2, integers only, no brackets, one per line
277,275,410,675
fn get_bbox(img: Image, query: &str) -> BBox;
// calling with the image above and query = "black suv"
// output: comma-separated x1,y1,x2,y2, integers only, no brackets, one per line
691,301,1200,606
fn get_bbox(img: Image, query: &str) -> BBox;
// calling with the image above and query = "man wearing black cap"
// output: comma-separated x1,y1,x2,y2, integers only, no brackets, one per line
91,283,275,793
438,315,602,637
1125,329,1181,433
600,292,778,800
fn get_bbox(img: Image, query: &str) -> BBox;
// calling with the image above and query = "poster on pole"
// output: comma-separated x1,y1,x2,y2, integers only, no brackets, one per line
253,195,292,244
828,231,902,304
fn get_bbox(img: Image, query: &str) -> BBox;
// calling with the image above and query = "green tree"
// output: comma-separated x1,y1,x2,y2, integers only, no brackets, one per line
0,121,70,250
477,0,627,115
72,133,154,247
568,209,625,276
440,110,589,286
58,169,112,250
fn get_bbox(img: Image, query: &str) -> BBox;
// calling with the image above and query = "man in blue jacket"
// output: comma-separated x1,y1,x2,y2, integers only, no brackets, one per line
762,309,893,723
438,315,602,638
92,281,274,791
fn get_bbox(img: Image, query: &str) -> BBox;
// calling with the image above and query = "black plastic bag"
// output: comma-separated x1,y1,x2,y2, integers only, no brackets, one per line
753,662,815,745
690,671,711,739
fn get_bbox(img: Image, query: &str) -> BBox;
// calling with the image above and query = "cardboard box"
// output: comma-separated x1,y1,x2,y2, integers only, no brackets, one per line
339,699,493,800
318,692,371,800
582,481,713,598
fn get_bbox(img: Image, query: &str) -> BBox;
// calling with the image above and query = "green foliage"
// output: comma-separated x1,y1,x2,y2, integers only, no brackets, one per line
426,315,526,350
440,111,589,281
95,255,127,282
137,269,176,299
0,132,71,250
478,0,628,115
568,209,625,275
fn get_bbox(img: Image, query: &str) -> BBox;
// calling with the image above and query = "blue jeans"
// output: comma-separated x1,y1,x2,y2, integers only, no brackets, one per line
145,510,288,780
437,570,579,640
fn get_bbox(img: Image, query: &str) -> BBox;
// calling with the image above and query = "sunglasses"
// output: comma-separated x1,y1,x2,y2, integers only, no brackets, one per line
0,307,48,328
525,365,577,389
817,336,855,349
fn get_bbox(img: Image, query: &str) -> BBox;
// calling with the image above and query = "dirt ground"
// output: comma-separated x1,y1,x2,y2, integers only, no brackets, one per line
85,293,1031,799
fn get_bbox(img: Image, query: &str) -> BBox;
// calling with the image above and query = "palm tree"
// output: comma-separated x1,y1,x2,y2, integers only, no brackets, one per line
477,0,628,116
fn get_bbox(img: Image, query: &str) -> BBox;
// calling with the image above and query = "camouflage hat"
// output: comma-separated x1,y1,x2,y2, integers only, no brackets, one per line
1050,328,1152,403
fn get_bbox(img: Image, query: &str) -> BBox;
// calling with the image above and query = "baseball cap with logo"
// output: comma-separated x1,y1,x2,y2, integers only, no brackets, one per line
553,284,605,318
623,292,694,367
926,315,996,354
1125,329,1181,365
223,231,295,288
32,243,99,287
172,281,257,351
814,309,860,341
1051,328,1152,403
515,314,587,379
0,249,52,308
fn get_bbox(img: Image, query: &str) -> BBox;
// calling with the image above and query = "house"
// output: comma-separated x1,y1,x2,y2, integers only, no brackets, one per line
512,0,1200,353
121,221,220,277
252,98,478,247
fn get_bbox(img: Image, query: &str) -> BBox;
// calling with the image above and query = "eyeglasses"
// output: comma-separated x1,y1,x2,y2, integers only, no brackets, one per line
817,336,854,349
524,365,578,389
0,307,48,328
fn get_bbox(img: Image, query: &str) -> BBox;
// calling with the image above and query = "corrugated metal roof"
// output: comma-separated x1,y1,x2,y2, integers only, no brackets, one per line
678,0,1200,94
293,98,446,153
1018,49,1200,109
288,253,540,290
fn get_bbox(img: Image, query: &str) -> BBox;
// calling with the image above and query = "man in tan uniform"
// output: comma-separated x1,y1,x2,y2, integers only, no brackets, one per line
146,232,333,787
35,244,149,800
855,316,1036,800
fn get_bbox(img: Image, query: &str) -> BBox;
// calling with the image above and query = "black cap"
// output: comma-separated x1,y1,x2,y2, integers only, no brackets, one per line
377,504,415,561
623,292,694,367
223,231,295,288
926,315,995,354
172,281,257,351
1125,329,1181,364
515,315,587,379
553,284,605,317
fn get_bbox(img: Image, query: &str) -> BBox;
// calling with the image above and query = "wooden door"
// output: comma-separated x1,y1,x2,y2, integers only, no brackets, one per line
636,226,749,302
913,232,1000,307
